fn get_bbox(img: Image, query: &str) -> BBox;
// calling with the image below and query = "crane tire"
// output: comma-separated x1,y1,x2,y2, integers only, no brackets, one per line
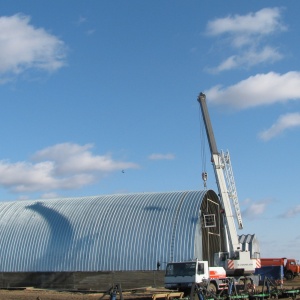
208,282,217,294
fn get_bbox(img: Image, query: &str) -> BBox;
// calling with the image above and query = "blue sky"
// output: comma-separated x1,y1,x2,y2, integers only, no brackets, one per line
0,1,299,260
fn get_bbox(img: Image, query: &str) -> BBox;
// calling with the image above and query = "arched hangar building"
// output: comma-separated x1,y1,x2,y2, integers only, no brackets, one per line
0,190,234,289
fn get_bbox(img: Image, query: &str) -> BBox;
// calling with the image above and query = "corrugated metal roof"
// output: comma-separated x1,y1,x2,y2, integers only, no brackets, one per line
0,190,218,272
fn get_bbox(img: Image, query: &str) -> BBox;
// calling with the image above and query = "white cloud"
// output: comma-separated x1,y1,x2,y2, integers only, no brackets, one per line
279,205,300,218
148,153,175,160
205,7,286,72
205,71,300,109
208,56,238,73
206,7,286,46
209,47,282,73
243,46,282,65
242,199,271,219
33,143,138,174
259,113,300,141
0,143,139,193
0,14,66,81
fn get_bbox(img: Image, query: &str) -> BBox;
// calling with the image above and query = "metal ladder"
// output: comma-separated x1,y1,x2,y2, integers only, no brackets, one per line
220,150,243,230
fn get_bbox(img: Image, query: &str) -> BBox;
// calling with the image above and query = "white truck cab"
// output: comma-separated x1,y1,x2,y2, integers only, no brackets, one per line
164,260,209,290
164,259,227,291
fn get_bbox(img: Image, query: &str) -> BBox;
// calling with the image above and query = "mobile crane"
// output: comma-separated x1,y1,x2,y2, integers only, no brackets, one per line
164,93,300,299
197,92,259,275
164,92,260,294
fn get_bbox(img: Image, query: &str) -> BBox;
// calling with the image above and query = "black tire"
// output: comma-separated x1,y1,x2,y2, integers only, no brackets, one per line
189,285,203,300
285,271,294,280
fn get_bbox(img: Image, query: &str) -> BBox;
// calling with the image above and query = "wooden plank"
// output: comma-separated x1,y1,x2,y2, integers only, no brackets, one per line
167,292,184,299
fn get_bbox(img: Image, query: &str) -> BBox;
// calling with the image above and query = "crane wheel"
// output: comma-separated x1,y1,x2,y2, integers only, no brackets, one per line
208,282,217,294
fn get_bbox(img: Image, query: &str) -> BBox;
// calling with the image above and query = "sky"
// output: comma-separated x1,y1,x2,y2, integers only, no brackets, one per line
0,1,299,261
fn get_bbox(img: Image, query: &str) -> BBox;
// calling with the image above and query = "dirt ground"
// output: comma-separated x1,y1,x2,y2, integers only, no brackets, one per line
0,277,299,300
0,288,153,300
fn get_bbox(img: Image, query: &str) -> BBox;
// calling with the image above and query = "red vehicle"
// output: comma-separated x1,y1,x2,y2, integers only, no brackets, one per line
260,258,300,280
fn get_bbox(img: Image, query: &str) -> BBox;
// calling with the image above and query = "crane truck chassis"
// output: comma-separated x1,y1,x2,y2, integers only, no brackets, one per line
164,259,257,294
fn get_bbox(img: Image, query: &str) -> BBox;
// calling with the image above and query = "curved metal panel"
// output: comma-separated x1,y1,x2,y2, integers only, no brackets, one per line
0,190,219,272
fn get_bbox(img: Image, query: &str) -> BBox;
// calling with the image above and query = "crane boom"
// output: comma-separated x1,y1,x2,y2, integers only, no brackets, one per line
197,92,240,255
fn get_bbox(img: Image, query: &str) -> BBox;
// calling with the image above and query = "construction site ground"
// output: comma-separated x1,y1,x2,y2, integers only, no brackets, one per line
0,277,299,300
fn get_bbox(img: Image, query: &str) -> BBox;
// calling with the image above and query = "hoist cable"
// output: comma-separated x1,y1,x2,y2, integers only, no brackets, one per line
198,106,208,188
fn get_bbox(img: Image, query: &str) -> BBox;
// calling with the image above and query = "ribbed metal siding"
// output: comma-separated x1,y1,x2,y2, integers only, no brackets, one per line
0,190,212,272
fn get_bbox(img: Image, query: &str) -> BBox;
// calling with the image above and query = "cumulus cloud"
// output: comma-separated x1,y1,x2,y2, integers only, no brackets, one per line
0,143,139,193
206,7,286,44
33,143,138,174
205,7,286,71
148,153,175,160
205,71,300,109
279,205,300,218
242,199,271,219
0,13,66,82
259,113,300,140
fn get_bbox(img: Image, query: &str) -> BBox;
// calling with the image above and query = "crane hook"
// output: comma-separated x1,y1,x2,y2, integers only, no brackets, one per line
202,172,208,188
